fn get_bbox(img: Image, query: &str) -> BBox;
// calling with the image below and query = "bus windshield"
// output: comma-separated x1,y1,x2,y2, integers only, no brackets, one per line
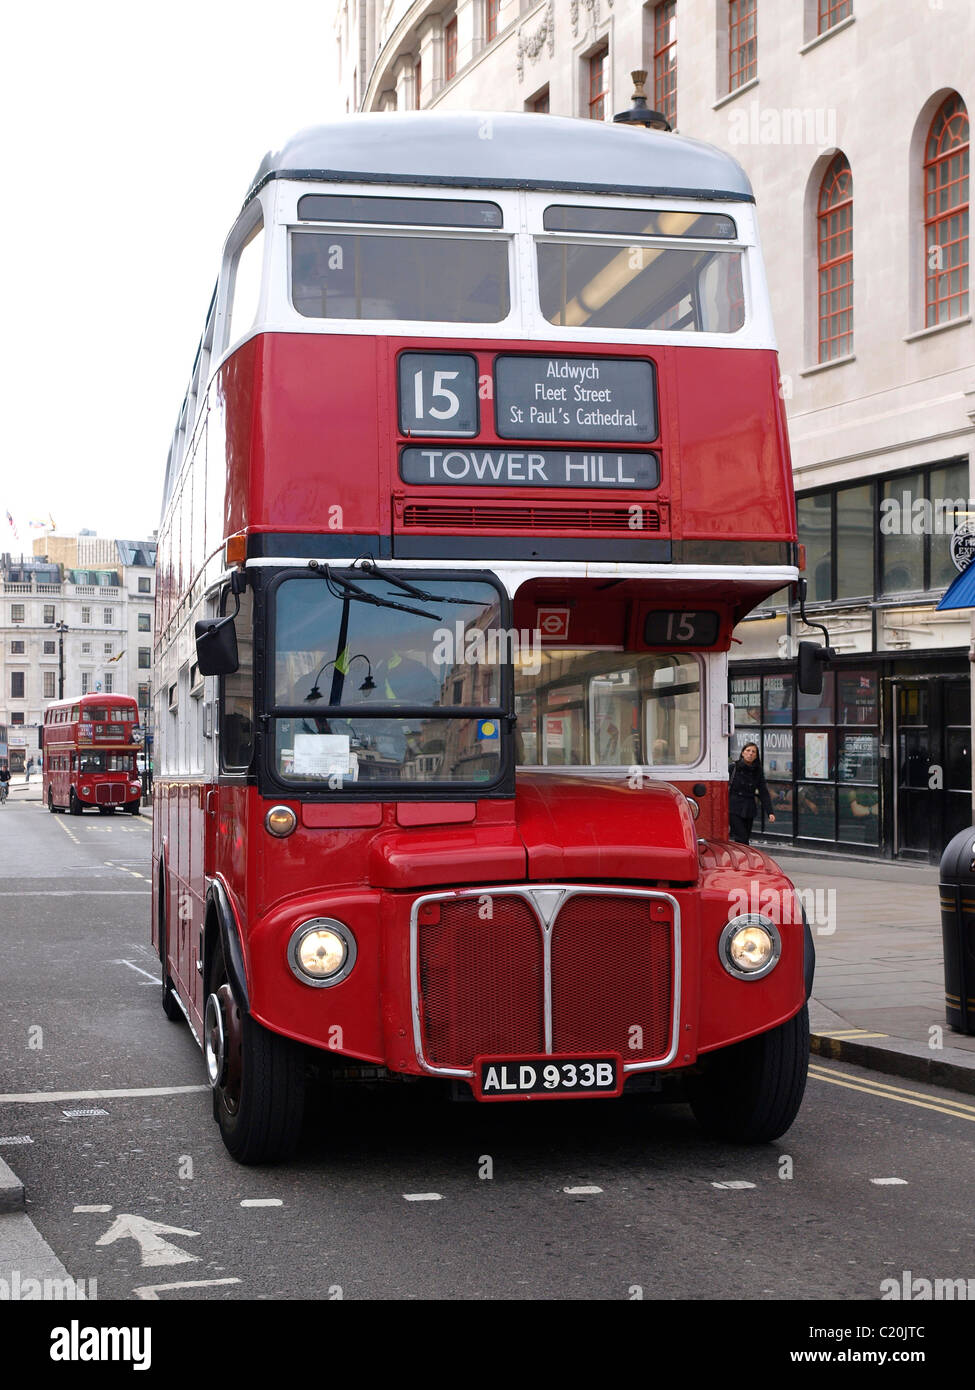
79,752,136,773
271,573,507,786
514,650,703,768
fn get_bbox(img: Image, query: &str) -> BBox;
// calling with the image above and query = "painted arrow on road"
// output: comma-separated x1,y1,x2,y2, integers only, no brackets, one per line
95,1215,201,1267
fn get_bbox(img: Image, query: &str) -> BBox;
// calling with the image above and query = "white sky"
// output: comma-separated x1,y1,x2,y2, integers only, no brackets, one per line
1,0,341,552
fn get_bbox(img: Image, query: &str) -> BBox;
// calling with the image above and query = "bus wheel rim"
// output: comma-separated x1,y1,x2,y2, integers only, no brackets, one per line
207,983,243,1112
204,993,225,1088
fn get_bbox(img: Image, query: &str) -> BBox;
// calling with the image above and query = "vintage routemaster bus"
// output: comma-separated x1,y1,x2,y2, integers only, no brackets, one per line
153,103,825,1163
44,694,143,815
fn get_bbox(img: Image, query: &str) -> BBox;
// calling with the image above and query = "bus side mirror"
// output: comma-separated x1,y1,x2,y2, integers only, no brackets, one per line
797,640,833,695
194,616,239,676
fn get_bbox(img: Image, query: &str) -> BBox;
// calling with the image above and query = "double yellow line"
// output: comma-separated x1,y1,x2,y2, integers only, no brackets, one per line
809,1062,975,1122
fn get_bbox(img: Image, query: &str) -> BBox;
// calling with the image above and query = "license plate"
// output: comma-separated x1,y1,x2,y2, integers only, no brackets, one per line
474,1055,621,1101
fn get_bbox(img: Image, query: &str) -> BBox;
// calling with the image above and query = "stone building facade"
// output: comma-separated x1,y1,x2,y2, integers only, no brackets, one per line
0,537,156,771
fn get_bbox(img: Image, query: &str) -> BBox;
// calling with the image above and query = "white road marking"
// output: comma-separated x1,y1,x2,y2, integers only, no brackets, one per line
403,1193,443,1202
96,1214,200,1267
0,1084,208,1104
112,959,160,984
0,891,150,896
870,1177,908,1185
0,1136,33,1145
563,1185,603,1195
62,1108,109,1118
74,1205,112,1213
134,1277,241,1300
711,1181,757,1190
53,818,80,845
240,1199,284,1207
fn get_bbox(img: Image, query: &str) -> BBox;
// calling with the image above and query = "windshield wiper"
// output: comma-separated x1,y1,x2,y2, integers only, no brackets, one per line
308,561,441,621
355,557,474,607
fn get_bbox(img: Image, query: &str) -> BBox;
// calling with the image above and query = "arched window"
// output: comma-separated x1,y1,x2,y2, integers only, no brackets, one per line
817,154,853,362
924,94,969,326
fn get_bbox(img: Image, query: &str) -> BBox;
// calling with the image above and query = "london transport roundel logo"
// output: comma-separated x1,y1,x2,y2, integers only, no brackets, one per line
950,520,975,573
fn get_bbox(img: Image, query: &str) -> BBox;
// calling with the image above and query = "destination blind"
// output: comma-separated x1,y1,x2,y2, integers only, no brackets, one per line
400,447,658,489
495,355,657,442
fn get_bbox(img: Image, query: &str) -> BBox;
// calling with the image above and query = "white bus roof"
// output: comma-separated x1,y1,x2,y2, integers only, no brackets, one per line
247,112,754,207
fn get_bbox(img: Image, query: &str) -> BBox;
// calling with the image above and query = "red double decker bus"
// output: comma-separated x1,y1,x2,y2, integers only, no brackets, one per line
43,694,143,815
154,108,824,1163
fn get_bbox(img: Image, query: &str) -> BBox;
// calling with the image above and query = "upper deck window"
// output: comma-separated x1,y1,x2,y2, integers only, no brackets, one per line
296,194,503,228
543,206,737,239
291,231,510,323
536,238,744,333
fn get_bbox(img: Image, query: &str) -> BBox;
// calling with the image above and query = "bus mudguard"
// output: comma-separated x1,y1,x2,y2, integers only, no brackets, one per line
207,877,251,1015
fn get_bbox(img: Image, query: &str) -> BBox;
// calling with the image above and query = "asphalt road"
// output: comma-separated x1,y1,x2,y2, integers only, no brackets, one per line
1,796,974,1307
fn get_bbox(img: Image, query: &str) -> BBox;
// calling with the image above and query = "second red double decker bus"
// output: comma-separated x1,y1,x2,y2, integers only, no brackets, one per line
154,105,825,1163
43,694,144,815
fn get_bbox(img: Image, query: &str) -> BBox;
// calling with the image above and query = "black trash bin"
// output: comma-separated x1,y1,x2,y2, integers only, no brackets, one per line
938,827,975,1035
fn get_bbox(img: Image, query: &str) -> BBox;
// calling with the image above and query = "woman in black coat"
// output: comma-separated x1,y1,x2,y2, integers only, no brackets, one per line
728,742,775,844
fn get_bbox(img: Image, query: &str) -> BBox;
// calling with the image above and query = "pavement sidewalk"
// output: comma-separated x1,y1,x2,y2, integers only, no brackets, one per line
770,850,975,1094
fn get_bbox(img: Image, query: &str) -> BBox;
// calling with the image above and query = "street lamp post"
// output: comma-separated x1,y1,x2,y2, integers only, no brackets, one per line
54,621,69,699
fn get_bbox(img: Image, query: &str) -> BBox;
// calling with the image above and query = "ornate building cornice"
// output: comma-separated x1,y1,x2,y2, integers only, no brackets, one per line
570,0,613,40
517,1,555,82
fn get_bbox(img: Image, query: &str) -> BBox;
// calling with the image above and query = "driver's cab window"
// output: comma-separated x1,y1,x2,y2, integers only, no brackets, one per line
221,587,254,772
515,651,703,768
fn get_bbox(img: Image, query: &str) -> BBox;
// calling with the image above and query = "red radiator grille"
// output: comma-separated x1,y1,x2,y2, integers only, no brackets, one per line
550,895,672,1061
400,503,662,532
418,897,544,1067
95,783,126,804
416,891,674,1071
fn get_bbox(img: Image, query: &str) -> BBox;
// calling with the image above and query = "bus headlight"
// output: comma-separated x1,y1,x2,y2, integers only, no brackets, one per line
719,915,781,981
287,919,357,988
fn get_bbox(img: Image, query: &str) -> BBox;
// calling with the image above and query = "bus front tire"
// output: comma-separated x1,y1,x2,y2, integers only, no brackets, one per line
686,1005,809,1144
207,943,305,1165
128,800,141,816
48,789,56,813
158,886,183,1024
69,790,83,816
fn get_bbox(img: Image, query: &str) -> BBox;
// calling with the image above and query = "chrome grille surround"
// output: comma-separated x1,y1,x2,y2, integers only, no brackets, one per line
410,884,681,1078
